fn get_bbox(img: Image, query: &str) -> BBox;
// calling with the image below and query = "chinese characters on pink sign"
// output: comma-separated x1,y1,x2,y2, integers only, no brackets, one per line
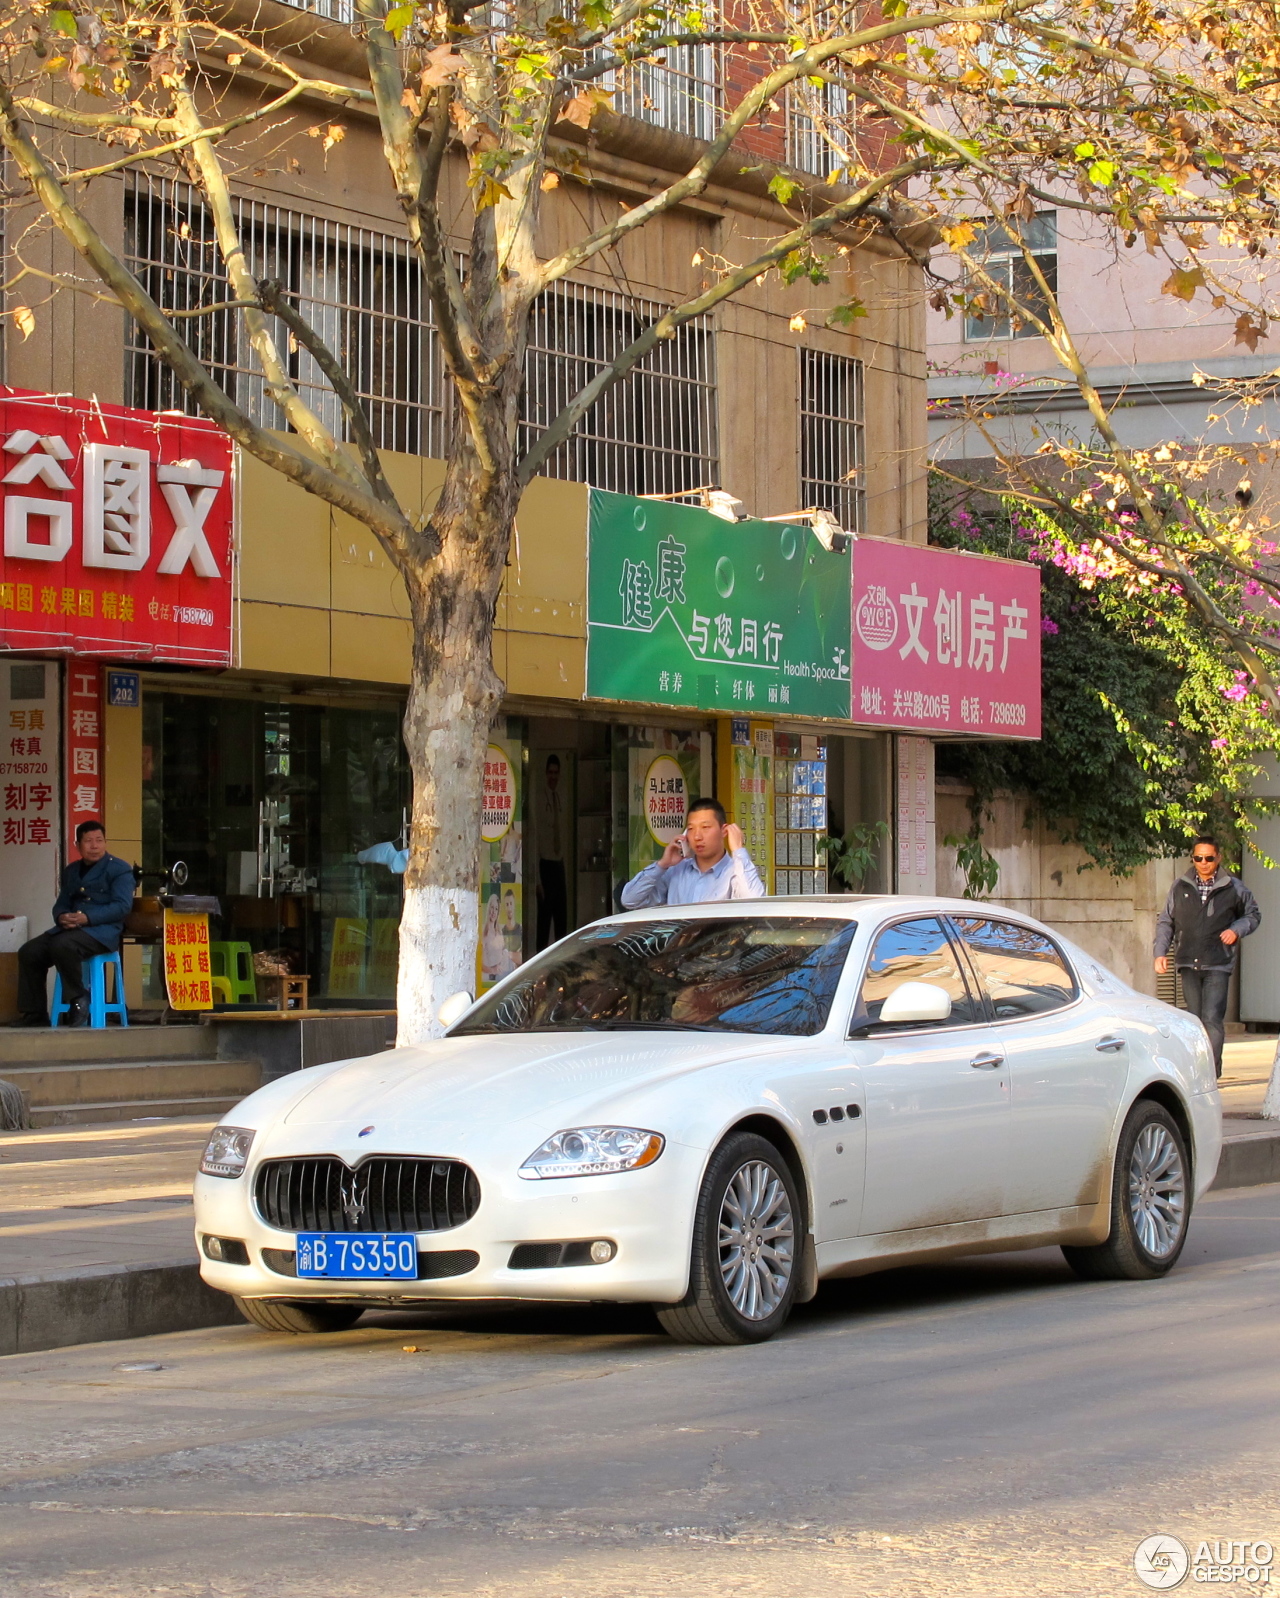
0,389,234,666
851,537,1041,739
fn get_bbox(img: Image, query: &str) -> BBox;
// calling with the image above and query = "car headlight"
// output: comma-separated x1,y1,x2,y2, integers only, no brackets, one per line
519,1126,665,1180
200,1125,255,1178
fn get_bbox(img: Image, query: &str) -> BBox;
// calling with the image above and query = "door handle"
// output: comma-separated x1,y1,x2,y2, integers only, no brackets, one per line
969,1051,1004,1069
1096,1035,1127,1053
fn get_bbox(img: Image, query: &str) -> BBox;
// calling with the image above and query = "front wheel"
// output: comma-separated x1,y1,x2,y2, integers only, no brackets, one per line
656,1132,802,1346
233,1297,365,1334
1062,1100,1191,1281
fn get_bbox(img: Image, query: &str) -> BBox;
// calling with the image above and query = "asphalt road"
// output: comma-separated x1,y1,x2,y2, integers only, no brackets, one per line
2,1183,1279,1598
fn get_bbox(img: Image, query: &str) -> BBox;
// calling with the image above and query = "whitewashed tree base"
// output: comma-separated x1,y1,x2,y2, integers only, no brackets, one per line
397,885,478,1047
1262,1035,1280,1120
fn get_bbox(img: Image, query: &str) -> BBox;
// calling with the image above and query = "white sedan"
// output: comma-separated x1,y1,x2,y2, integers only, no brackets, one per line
194,897,1221,1345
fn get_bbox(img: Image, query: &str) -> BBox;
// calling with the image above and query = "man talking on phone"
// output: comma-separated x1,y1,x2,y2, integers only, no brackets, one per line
621,797,765,907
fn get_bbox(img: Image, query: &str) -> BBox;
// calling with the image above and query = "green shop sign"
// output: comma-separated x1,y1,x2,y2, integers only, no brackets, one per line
586,490,852,719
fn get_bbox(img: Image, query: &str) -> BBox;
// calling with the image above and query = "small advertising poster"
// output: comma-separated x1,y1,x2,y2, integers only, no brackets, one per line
625,727,711,879
477,725,524,994
721,718,773,885
327,916,368,998
163,908,213,1010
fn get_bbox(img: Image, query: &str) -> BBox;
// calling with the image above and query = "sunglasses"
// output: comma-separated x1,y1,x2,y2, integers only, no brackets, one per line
1192,854,1218,862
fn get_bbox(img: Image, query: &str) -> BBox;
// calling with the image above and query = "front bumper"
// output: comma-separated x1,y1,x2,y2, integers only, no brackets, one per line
1190,1085,1223,1200
193,1141,703,1306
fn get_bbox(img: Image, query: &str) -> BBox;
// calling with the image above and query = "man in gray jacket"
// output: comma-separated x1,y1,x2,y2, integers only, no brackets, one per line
1154,834,1261,1077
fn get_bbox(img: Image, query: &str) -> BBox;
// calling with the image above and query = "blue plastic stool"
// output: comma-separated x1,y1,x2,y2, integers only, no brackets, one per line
52,950,129,1028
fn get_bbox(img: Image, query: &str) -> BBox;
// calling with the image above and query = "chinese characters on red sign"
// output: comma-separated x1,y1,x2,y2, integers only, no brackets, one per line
851,538,1042,738
0,390,234,666
64,662,102,854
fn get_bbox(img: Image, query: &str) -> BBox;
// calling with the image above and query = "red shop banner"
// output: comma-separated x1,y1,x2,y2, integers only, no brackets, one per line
0,389,234,666
851,537,1042,739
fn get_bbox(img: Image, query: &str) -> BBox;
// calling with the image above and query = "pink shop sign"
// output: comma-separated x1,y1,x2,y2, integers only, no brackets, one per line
851,537,1042,739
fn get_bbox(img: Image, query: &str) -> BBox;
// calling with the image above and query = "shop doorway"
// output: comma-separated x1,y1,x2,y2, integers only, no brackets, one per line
142,687,409,1006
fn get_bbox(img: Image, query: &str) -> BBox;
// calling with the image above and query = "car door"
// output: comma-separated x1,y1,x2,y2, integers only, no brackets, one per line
949,915,1126,1215
852,916,1010,1236
784,1052,868,1243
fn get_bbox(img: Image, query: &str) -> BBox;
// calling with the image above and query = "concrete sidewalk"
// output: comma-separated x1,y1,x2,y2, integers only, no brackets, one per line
2,1040,1278,1356
0,1117,239,1355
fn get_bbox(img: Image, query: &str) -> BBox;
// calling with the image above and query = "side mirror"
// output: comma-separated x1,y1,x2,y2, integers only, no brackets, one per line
436,990,474,1029
877,981,952,1025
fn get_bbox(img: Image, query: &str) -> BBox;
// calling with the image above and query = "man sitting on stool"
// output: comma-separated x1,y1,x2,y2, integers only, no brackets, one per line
15,820,134,1027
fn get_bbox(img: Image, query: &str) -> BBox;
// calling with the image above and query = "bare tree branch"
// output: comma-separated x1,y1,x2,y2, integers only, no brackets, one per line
537,0,1046,289
0,84,419,552
520,153,933,485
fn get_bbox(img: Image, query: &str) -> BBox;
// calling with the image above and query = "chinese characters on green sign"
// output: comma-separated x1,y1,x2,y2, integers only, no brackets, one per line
586,491,852,719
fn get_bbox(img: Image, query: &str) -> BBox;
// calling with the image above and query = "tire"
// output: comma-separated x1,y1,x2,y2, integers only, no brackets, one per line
233,1297,365,1335
1062,1100,1191,1281
656,1132,802,1346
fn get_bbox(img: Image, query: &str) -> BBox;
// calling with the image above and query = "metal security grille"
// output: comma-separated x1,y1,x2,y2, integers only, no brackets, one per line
254,1156,481,1233
124,174,448,456
799,347,864,532
277,0,354,20
521,282,719,497
610,29,721,141
787,82,854,178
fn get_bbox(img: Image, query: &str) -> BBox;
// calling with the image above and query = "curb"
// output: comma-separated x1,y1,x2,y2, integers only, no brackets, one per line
0,1258,241,1357
1212,1130,1280,1192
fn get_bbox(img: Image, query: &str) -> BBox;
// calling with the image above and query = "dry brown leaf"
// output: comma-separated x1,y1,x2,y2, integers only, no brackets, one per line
12,306,34,340
1161,266,1205,302
539,170,559,191
421,45,466,87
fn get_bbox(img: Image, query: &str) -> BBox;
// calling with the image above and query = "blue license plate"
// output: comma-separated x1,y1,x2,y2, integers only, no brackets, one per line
296,1233,418,1279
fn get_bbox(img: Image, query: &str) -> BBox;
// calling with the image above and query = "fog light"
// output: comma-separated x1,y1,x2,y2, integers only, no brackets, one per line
202,1235,249,1265
589,1240,616,1264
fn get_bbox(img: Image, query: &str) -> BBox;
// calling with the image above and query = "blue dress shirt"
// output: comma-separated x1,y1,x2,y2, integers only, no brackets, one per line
620,847,765,908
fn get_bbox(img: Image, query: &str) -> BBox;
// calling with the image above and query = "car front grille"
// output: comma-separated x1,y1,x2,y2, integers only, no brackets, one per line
254,1156,480,1234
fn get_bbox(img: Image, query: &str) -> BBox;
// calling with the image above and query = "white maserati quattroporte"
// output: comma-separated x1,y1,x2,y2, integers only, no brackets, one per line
194,898,1221,1345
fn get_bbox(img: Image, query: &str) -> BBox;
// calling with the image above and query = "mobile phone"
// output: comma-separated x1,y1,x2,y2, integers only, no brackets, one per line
677,834,692,860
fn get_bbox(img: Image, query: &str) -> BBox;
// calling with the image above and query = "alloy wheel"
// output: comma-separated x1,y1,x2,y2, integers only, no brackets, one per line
717,1159,795,1320
1128,1122,1186,1259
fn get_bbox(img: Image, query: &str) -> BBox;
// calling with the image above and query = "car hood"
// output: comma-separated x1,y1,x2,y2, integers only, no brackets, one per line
278,1029,789,1135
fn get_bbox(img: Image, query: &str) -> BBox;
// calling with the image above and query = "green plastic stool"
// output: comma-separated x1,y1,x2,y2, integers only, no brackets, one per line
210,941,257,1004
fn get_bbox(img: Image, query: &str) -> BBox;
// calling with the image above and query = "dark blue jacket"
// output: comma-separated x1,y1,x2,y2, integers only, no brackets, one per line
49,852,135,952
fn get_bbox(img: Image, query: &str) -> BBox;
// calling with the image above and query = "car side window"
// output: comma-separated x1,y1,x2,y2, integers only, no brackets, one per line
951,918,1078,1019
852,917,981,1032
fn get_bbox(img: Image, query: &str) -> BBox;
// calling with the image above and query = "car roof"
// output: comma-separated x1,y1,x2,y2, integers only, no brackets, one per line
601,895,1047,927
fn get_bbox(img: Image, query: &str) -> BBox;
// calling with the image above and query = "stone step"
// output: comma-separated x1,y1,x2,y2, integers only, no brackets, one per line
1,1057,261,1109
0,1024,217,1067
28,1094,246,1128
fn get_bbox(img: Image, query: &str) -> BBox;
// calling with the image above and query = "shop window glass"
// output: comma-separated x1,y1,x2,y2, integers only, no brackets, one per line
141,690,408,1005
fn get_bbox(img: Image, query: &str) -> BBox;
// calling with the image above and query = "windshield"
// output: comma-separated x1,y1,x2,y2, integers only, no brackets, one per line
453,917,858,1037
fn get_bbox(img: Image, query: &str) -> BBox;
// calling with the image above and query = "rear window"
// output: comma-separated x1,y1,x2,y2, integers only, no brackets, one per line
952,917,1078,1018
453,917,858,1037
